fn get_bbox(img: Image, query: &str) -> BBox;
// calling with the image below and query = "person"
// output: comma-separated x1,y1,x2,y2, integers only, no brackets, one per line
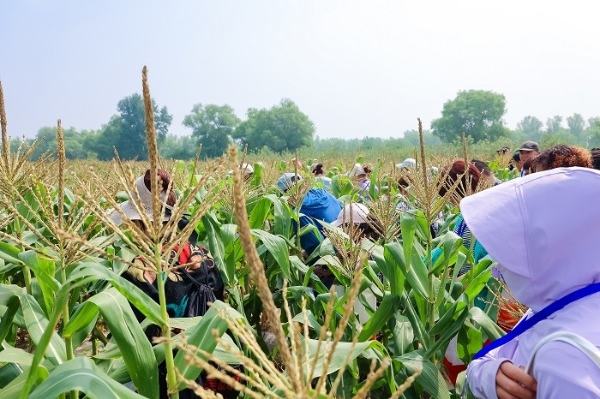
331,203,383,241
510,151,522,173
347,163,374,198
311,162,332,191
110,169,238,399
518,141,540,176
471,159,501,187
592,148,600,170
277,172,342,258
462,167,600,399
395,158,417,170
228,162,254,181
531,144,592,172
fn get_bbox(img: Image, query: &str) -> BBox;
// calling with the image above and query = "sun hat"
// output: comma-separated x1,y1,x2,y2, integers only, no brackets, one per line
347,163,366,177
228,163,254,177
276,172,303,191
518,141,540,152
109,175,172,226
331,203,370,227
460,167,600,310
396,158,417,169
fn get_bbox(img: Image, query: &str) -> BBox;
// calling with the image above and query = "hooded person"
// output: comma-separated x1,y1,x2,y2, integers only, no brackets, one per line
461,167,600,399
277,172,342,257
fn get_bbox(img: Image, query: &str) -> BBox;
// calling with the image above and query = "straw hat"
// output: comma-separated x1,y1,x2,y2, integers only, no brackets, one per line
109,175,172,226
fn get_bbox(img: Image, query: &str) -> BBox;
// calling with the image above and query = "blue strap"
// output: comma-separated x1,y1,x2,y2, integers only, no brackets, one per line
473,282,600,359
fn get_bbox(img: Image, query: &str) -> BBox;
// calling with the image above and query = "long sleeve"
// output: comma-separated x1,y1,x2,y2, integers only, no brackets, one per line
466,337,522,399
533,341,600,399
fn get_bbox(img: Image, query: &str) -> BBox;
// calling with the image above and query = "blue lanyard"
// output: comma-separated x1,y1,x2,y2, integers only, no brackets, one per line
455,218,467,237
473,282,600,359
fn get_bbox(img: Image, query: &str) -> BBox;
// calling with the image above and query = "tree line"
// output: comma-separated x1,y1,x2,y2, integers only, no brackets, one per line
17,89,600,161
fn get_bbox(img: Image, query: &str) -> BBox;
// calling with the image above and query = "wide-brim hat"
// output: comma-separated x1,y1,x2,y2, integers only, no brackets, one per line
396,158,417,169
331,203,370,227
109,175,172,226
347,163,366,177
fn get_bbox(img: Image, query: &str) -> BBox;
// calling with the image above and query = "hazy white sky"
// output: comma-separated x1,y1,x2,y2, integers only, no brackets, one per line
2,0,600,139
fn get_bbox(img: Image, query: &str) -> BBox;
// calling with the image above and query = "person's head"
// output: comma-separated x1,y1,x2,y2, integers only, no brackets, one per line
438,159,481,203
110,169,176,228
311,163,325,177
532,145,592,172
276,172,303,192
395,158,416,170
518,141,540,164
460,167,600,311
592,148,600,170
332,203,382,241
291,158,303,169
510,151,522,172
472,159,500,187
229,163,254,181
347,163,372,182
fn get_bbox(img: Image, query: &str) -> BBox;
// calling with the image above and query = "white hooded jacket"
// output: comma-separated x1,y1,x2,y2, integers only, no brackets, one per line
461,167,600,398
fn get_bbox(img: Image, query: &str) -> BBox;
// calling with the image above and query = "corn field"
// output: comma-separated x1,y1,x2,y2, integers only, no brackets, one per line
0,70,505,399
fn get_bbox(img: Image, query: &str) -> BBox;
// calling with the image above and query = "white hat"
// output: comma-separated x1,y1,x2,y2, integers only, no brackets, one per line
396,158,417,169
228,163,254,177
109,175,172,226
331,203,370,227
347,163,366,177
276,172,303,191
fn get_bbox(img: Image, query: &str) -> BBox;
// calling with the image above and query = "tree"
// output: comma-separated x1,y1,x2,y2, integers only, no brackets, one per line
516,116,544,140
183,104,240,159
431,90,508,143
545,115,563,134
567,113,585,139
96,94,172,161
234,99,315,153
587,117,600,148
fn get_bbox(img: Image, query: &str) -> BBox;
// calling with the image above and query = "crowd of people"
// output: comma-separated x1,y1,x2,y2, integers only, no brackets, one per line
109,140,600,398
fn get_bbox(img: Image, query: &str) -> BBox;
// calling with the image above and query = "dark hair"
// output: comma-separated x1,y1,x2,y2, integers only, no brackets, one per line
312,163,324,175
438,159,481,199
363,166,372,174
351,216,383,241
471,159,493,177
532,145,592,171
497,147,510,155
592,148,600,170
143,169,176,206
397,176,411,189
512,152,520,162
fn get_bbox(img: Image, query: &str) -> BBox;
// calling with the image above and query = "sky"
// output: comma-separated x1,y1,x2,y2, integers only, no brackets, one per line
2,0,600,140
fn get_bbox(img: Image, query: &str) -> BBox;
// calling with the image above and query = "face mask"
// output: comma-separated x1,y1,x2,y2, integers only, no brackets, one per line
496,264,535,307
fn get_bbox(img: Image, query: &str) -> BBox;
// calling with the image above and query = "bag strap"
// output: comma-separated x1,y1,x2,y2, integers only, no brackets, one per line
526,331,600,374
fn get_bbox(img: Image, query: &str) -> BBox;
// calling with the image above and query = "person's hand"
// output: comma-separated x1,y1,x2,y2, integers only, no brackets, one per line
496,361,537,399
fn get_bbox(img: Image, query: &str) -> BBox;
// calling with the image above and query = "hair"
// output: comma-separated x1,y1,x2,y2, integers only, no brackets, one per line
471,159,493,177
522,159,534,175
311,163,324,176
497,146,510,155
592,148,600,170
532,145,592,172
347,215,383,241
438,159,481,199
143,169,176,206
362,165,372,174
397,176,411,189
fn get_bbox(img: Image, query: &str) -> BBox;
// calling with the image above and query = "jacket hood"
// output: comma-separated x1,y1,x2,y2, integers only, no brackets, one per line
460,167,600,311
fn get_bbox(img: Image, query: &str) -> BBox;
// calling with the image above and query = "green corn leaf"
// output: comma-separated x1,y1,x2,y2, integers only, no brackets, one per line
397,351,450,399
27,357,146,399
17,251,59,317
357,292,397,341
63,288,158,399
174,301,231,389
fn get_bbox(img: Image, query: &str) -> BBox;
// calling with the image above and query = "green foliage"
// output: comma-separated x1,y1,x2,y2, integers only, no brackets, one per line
516,115,544,142
431,90,508,143
234,98,315,153
183,103,240,159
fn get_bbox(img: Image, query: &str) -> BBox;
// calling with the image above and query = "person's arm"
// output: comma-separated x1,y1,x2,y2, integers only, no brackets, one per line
533,341,600,399
467,339,536,399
